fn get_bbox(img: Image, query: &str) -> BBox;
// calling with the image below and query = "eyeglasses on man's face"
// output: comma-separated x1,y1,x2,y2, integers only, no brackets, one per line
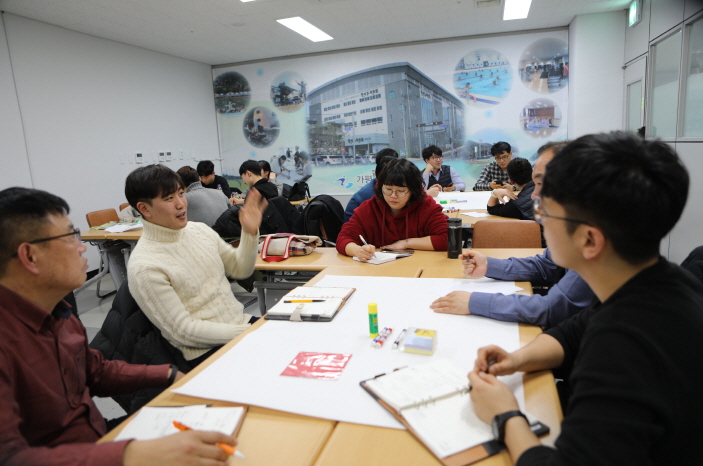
381,186,410,198
11,228,82,258
532,197,590,226
430,155,443,161
494,154,511,161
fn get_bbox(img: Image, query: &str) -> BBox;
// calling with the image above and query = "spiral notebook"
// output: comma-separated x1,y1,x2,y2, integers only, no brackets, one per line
264,286,356,322
360,358,549,466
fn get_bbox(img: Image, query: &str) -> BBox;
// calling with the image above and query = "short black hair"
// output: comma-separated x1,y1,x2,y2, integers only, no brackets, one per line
375,158,426,206
259,160,272,176
196,160,215,177
422,145,442,161
125,164,185,210
491,141,511,157
506,157,533,186
0,187,69,276
542,131,689,265
376,156,397,179
239,160,262,176
375,148,398,166
176,166,199,186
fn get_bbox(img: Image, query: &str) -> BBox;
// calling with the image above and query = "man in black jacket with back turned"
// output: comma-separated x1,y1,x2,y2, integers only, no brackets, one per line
466,132,703,466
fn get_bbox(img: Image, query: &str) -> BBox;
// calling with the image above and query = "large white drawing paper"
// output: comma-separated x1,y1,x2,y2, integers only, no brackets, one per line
173,276,525,429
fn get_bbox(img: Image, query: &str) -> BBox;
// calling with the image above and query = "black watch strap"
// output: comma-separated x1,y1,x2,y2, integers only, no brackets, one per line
167,364,178,385
493,410,527,443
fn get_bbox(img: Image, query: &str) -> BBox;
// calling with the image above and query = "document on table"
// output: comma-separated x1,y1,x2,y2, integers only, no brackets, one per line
434,192,491,210
461,212,492,218
105,223,143,232
353,251,409,264
113,405,245,441
173,276,525,430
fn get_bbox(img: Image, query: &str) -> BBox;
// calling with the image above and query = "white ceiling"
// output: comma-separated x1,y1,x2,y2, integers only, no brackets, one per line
0,0,631,66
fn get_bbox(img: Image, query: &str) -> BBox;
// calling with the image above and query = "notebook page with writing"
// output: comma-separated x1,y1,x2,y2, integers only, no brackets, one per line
363,359,468,411
353,251,401,264
265,286,354,318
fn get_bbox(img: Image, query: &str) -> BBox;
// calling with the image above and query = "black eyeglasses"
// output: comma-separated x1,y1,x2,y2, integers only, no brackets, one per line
11,228,82,258
532,197,590,226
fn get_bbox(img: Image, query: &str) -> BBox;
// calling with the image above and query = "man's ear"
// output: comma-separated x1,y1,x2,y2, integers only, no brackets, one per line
579,225,606,262
15,243,41,276
136,201,151,219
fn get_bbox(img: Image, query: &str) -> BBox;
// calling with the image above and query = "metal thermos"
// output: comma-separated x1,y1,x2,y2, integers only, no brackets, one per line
447,218,462,259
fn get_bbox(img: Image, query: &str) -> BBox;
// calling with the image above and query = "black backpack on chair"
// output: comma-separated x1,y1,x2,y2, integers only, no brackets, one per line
293,194,344,246
287,175,311,201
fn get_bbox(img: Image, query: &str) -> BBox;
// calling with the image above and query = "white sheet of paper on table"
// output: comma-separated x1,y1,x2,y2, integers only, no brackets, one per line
173,276,525,430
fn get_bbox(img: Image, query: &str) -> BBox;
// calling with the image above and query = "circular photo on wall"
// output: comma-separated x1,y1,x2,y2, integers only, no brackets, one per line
270,71,307,113
453,48,513,108
242,106,280,148
520,98,562,138
518,38,569,94
213,71,251,114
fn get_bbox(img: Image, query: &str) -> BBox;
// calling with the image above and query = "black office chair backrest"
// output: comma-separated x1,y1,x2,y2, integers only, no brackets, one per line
681,246,703,287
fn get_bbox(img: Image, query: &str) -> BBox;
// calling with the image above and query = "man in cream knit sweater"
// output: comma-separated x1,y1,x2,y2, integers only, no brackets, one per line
125,164,266,367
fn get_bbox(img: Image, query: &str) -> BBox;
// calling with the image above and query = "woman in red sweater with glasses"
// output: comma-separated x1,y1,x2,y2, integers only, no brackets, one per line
337,158,448,261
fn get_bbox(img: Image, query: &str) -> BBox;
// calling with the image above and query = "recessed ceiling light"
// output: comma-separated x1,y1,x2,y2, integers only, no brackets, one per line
503,0,532,20
277,17,333,42
240,0,256,3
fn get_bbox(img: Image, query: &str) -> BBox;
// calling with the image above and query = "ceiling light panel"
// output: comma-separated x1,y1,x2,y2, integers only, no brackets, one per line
503,0,532,20
276,17,333,42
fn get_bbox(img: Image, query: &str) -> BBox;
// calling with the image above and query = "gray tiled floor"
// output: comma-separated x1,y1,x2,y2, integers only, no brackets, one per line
79,273,264,422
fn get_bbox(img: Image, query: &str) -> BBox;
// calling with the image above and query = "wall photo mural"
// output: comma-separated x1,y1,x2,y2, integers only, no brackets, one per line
212,29,568,195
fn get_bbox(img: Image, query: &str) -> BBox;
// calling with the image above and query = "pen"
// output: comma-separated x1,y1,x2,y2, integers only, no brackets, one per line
359,235,377,259
392,328,407,349
284,299,326,303
172,420,245,459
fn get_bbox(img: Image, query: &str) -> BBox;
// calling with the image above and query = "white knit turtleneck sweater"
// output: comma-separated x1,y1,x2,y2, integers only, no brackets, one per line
127,220,258,360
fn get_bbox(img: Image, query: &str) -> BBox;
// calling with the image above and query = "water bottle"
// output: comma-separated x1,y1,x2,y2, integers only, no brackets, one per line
447,218,462,259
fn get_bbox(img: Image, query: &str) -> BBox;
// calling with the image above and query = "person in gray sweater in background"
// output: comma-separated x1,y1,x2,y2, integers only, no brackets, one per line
176,166,231,227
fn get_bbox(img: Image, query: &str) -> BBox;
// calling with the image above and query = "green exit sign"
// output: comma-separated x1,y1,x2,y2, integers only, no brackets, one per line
628,0,641,27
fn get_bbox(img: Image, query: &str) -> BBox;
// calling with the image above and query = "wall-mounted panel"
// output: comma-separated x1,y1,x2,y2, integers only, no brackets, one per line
648,29,682,138
650,0,686,40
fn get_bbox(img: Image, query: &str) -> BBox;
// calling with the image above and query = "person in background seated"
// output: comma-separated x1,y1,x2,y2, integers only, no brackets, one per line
467,131,703,466
176,166,231,227
297,151,312,179
422,145,465,192
473,141,515,191
343,148,399,223
430,141,594,328
337,158,448,261
0,187,236,466
125,164,266,369
231,160,279,205
196,160,233,198
258,160,284,196
486,157,535,220
277,154,290,179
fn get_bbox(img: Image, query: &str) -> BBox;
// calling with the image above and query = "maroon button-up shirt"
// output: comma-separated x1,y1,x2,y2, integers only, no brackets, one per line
0,284,170,466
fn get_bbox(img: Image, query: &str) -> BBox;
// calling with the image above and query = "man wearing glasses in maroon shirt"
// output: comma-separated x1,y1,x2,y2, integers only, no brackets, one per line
0,187,237,466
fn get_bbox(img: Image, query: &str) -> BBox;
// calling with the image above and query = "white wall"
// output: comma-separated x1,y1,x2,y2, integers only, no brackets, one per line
0,16,33,188
0,14,220,268
568,11,627,138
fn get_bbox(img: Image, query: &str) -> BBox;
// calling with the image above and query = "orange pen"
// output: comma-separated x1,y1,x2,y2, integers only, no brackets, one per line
172,420,245,459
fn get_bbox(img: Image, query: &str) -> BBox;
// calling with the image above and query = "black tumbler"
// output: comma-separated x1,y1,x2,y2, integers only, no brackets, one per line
447,218,462,259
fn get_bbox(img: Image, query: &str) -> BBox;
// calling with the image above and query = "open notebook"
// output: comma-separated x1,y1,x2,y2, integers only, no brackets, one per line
353,251,412,265
361,359,548,465
264,286,356,321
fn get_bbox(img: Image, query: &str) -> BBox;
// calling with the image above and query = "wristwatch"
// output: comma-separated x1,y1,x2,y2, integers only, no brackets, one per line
492,410,527,443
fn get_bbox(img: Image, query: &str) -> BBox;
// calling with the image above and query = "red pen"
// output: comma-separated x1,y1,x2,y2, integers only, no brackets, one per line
172,420,245,459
